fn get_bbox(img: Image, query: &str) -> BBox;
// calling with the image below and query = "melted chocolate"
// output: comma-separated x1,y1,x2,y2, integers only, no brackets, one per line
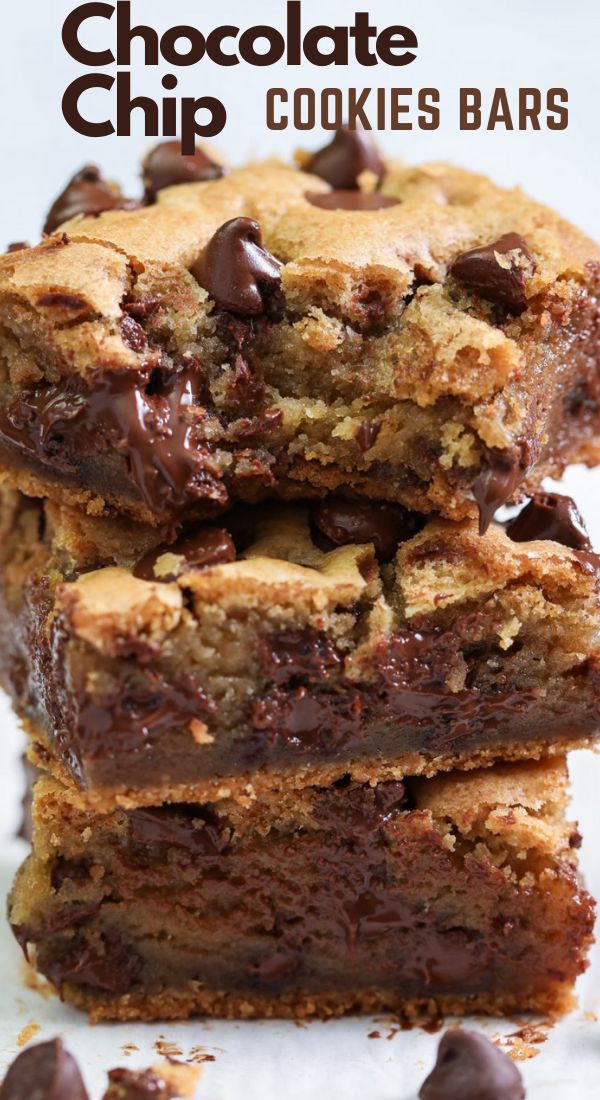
506,491,591,550
313,778,410,838
251,627,546,755
419,1029,525,1100
133,528,236,582
449,232,536,315
127,804,230,856
42,929,142,995
245,949,302,987
473,443,531,535
311,498,424,560
306,127,385,189
306,190,399,211
71,669,214,764
258,628,342,685
0,1040,89,1100
192,217,282,316
143,140,224,199
43,166,139,235
0,359,227,519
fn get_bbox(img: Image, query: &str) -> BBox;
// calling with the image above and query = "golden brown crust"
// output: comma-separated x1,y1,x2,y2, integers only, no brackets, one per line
66,982,578,1025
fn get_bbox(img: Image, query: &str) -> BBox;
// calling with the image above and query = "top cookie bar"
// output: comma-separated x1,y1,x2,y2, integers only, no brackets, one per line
0,132,599,528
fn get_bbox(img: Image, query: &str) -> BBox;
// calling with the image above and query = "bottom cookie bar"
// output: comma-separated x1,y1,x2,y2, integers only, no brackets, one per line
9,758,593,1022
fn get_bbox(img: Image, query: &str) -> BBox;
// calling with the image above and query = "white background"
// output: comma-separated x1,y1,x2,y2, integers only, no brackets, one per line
0,1,600,1096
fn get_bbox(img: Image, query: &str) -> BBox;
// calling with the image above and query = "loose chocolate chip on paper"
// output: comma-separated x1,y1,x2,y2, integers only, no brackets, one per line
306,126,385,189
449,232,536,314
0,1039,89,1100
143,140,225,199
306,190,399,211
43,166,140,235
419,1029,525,1100
192,217,282,316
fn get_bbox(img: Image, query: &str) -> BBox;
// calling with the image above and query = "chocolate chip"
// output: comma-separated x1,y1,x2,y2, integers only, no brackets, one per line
104,1067,173,1100
123,296,161,321
43,167,140,235
133,527,236,582
37,293,88,310
119,315,148,353
142,140,225,200
311,498,424,561
192,217,282,315
306,191,399,211
449,233,536,314
506,491,592,550
0,1039,89,1100
7,241,29,253
419,1030,525,1100
355,420,382,451
306,127,385,190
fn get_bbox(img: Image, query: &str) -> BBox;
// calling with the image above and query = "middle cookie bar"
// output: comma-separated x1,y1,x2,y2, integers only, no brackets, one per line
1,488,599,809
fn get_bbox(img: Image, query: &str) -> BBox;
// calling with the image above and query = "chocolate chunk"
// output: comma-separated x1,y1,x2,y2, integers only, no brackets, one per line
311,498,424,561
419,1029,525,1100
306,191,399,211
0,1039,88,1100
128,805,230,856
7,241,29,253
192,217,282,316
355,419,382,451
134,527,236,582
104,1067,173,1100
306,127,385,190
143,140,224,199
43,929,141,995
506,491,591,550
449,232,536,314
43,167,140,235
473,443,531,535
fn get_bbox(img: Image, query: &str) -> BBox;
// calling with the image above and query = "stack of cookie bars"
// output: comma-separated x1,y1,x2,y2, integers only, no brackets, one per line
0,130,599,1021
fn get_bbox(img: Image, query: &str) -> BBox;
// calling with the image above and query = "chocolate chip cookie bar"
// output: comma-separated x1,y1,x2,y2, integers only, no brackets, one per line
2,486,598,809
0,133,599,530
9,758,594,1021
